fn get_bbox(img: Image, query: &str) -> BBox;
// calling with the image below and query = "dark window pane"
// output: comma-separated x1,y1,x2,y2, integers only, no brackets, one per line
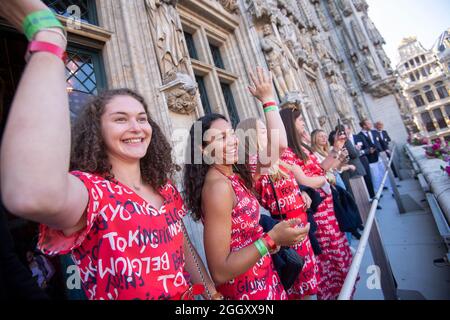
195,75,211,114
445,104,450,118
220,82,239,128
425,90,436,103
210,44,225,69
436,84,449,99
43,0,98,25
184,32,198,60
432,109,447,129
413,95,425,107
420,112,436,132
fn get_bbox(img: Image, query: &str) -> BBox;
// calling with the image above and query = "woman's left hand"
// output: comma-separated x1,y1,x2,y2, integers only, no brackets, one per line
248,66,275,104
301,191,312,209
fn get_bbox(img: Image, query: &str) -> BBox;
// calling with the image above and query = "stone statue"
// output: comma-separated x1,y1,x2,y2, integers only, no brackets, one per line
362,48,380,80
311,28,329,59
342,28,357,57
351,55,368,86
280,14,308,66
327,0,343,25
314,2,329,31
260,24,298,97
145,0,189,82
328,36,343,63
329,74,352,118
218,0,239,13
352,0,369,12
375,46,394,75
350,18,368,51
337,0,353,16
352,95,368,120
362,16,384,46
300,27,319,70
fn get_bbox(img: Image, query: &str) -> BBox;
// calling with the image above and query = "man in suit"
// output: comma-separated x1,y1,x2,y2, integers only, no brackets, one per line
357,119,392,196
340,124,376,200
375,121,398,178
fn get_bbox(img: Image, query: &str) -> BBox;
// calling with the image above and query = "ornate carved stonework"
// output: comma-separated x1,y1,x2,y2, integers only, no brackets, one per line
352,95,368,120
318,115,328,127
352,0,369,12
375,45,394,75
145,0,189,83
328,36,344,63
245,0,277,21
163,72,198,115
362,16,384,46
337,0,353,17
278,13,308,67
351,54,368,86
260,24,298,97
350,18,368,51
314,2,329,31
327,0,343,25
218,0,239,13
342,28,357,57
328,74,352,119
300,27,319,70
362,48,380,80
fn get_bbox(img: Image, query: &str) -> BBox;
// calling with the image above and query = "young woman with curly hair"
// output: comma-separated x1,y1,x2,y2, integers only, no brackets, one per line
0,0,220,300
183,67,309,300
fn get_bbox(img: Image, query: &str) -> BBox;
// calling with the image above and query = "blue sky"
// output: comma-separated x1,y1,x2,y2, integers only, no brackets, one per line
366,0,450,66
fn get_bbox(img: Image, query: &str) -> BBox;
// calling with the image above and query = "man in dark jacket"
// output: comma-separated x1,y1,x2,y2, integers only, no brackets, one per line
336,124,371,198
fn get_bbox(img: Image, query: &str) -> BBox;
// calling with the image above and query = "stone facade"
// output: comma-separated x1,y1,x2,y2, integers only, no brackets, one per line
87,0,408,161
396,34,450,141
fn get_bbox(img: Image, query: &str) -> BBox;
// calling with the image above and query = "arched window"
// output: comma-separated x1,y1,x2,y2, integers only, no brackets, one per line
413,90,425,107
420,112,436,132
423,85,436,103
435,81,449,99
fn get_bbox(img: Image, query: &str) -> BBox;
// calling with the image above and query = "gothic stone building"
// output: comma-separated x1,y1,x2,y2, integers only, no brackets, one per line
396,32,450,141
0,0,408,280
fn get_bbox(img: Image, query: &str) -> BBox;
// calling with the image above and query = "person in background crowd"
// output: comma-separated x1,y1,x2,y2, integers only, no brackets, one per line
0,201,49,300
357,119,393,196
183,67,308,300
279,108,354,300
334,124,368,198
311,129,354,191
236,117,319,300
0,0,221,300
375,121,399,179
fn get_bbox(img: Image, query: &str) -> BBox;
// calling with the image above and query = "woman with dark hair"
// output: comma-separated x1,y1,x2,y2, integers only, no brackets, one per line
279,108,354,300
236,117,319,300
0,0,219,300
183,68,308,300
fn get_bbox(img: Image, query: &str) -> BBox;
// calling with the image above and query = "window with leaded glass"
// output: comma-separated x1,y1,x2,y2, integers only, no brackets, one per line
413,91,425,107
65,46,106,119
420,112,436,132
43,0,98,25
424,85,436,103
432,108,447,129
184,31,199,60
209,44,225,70
220,82,239,128
435,81,449,99
195,75,211,114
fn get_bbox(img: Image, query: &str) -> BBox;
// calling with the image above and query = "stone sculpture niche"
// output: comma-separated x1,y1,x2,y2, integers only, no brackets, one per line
337,0,353,17
362,48,380,80
350,18,368,51
145,0,198,115
260,23,298,98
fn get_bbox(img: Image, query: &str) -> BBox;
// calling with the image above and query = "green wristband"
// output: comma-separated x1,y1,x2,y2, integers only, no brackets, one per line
23,9,64,41
254,239,269,257
264,106,279,113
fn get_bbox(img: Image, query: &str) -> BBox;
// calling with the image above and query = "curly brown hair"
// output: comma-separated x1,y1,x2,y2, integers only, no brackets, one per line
70,88,179,190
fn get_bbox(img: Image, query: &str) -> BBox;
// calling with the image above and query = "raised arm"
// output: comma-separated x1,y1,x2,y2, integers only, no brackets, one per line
248,67,288,174
0,0,88,231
